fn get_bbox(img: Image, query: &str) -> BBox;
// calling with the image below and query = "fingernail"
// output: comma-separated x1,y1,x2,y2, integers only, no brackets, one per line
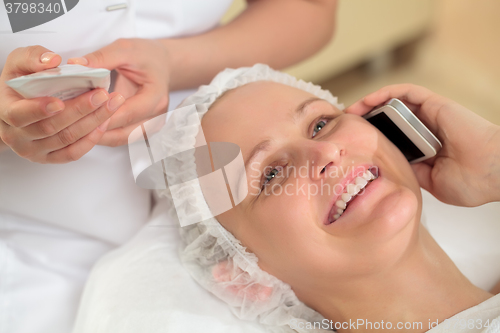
40,52,57,64
108,95,125,111
98,118,111,131
91,90,109,106
68,57,89,66
46,101,63,113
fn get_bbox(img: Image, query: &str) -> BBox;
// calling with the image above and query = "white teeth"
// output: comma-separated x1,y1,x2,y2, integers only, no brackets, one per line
355,176,368,188
356,185,363,195
341,192,352,202
362,171,371,181
346,184,357,196
335,200,346,209
354,185,362,195
330,168,378,224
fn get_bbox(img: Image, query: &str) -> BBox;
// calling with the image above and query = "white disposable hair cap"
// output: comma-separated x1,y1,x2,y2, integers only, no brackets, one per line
157,64,343,333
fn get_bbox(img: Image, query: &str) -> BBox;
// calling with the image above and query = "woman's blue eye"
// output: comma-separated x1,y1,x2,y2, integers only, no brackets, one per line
312,120,327,137
265,168,279,182
262,167,282,188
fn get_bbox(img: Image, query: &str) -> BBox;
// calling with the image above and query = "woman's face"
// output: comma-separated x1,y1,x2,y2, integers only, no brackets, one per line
201,81,422,302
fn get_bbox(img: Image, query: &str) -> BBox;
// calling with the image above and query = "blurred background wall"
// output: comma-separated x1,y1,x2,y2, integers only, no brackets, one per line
222,0,500,125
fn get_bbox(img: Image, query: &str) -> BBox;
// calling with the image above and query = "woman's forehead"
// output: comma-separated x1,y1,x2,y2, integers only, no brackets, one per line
200,82,341,174
203,82,316,128
202,82,310,144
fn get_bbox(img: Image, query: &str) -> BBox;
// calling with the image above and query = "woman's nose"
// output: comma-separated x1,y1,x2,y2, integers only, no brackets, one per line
301,140,342,180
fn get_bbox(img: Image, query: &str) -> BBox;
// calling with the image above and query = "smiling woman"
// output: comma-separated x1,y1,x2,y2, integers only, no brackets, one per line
165,64,500,333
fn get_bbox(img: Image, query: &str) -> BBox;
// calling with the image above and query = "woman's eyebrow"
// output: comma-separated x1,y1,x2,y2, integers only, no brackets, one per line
244,139,272,172
244,98,326,172
293,97,323,123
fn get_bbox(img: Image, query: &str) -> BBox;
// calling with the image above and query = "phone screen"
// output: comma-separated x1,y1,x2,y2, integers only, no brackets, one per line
366,112,424,162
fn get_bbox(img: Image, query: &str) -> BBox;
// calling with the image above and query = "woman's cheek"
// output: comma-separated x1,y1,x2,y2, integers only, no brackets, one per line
254,195,323,280
357,121,382,152
252,192,314,259
337,118,381,155
259,191,310,228
375,129,421,195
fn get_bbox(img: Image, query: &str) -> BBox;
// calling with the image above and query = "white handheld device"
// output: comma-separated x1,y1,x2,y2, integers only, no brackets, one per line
6,64,111,101
363,98,442,163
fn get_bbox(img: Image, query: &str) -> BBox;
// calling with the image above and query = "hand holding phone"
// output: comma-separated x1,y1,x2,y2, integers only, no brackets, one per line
362,98,441,164
346,84,500,207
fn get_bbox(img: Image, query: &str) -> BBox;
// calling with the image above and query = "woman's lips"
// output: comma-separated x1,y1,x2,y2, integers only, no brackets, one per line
325,166,379,225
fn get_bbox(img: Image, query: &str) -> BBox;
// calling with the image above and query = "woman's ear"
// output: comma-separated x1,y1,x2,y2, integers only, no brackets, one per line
212,260,273,301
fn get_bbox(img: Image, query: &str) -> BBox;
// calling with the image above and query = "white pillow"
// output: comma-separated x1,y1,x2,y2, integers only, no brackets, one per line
72,191,500,332
72,198,268,333
422,190,500,291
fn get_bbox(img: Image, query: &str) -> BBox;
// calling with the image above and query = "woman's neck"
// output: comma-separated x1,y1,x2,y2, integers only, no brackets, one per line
308,224,492,333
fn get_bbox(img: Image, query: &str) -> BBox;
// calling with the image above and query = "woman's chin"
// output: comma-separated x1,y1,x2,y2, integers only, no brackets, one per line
331,173,420,239
369,185,420,243
344,186,421,274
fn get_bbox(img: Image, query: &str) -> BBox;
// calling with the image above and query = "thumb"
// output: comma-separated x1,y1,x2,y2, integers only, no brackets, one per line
345,98,373,116
67,40,128,70
2,46,61,80
411,162,434,193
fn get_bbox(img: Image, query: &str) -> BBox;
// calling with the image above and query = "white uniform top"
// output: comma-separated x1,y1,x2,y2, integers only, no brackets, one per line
0,1,233,332
0,0,233,244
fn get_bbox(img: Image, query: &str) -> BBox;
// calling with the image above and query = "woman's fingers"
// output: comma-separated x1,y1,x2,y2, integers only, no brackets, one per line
364,84,433,108
349,83,500,206
344,99,372,116
346,83,446,136
1,46,61,80
0,47,63,130
67,38,171,149
97,112,163,147
44,118,111,164
36,92,124,152
68,38,132,70
410,163,433,194
3,89,124,163
97,123,134,147
113,72,140,99
2,97,64,128
345,84,434,116
22,89,112,139
106,84,168,130
0,45,127,164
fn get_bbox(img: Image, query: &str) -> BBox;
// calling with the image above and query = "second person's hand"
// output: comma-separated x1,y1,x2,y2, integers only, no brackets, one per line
346,84,500,207
68,38,172,147
0,46,125,163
